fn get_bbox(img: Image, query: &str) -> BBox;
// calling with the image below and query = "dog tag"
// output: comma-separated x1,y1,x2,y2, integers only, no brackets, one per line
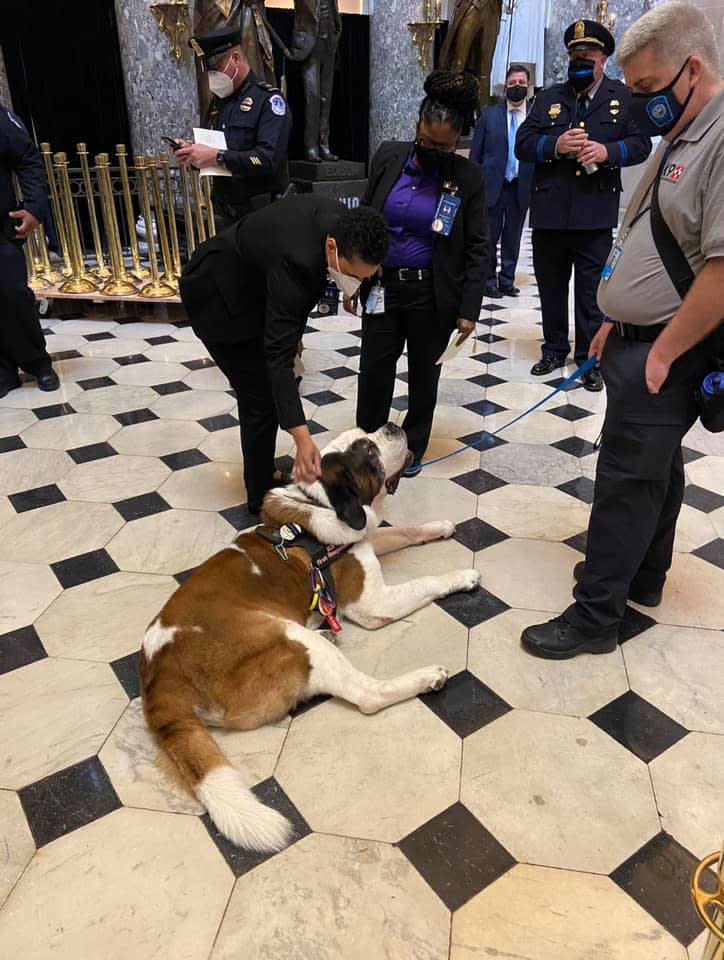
431,192,461,237
325,613,342,634
279,524,297,542
365,283,385,315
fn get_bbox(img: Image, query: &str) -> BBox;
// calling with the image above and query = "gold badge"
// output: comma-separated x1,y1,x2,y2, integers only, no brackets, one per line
610,99,620,106
240,97,253,112
189,38,205,58
548,103,561,118
574,20,585,40
432,219,444,233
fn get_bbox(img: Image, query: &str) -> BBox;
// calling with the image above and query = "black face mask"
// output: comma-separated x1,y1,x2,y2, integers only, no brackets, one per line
506,84,527,103
415,141,452,177
629,58,694,137
568,58,596,93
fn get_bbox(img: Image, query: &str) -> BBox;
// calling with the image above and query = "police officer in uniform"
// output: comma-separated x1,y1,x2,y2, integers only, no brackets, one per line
0,104,58,399
177,27,291,230
515,20,650,391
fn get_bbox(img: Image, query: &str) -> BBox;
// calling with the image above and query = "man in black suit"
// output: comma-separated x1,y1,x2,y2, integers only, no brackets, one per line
470,63,535,298
179,195,388,513
291,0,342,162
515,19,650,391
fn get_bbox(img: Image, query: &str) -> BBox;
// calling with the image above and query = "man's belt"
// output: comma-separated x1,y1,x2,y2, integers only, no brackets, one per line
383,267,433,282
614,321,667,343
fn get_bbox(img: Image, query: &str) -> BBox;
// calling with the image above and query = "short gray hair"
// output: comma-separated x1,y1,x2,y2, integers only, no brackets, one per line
618,2,720,71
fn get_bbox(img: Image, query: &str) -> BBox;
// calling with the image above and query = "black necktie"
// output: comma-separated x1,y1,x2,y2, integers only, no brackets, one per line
577,95,588,123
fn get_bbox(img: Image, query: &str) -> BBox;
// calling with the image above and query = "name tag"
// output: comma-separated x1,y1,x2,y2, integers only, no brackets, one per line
365,283,385,315
601,243,623,281
432,192,461,236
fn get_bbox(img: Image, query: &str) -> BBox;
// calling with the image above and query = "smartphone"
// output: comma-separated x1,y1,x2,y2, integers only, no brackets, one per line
161,136,181,151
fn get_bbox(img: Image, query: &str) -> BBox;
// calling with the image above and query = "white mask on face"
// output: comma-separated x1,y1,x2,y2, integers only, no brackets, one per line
328,243,362,297
207,57,237,99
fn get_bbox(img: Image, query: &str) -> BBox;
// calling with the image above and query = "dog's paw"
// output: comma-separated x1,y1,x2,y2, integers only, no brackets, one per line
451,568,481,593
424,520,455,541
419,665,449,693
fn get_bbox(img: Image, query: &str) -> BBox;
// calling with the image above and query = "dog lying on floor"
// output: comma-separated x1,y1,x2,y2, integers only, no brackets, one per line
140,423,481,852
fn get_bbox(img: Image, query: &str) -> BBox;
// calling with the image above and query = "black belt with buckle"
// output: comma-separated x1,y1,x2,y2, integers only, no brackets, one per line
614,321,667,343
383,267,433,283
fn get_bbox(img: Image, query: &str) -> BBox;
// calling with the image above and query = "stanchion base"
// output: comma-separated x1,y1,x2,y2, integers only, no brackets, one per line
28,277,53,291
140,280,176,298
94,266,113,281
41,269,65,284
103,278,139,297
129,266,152,281
59,276,100,294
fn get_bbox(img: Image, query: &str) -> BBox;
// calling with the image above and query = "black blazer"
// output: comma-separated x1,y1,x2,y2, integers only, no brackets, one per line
363,141,488,327
179,194,342,430
469,101,535,209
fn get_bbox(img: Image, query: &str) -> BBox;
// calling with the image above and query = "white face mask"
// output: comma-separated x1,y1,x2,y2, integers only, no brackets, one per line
207,58,237,99
328,243,362,298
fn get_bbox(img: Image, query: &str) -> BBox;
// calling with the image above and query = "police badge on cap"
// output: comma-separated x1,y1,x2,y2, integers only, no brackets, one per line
189,27,242,71
564,19,615,56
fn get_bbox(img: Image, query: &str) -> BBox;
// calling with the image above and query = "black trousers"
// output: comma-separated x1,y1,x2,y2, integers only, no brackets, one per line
0,242,51,386
533,227,612,365
206,338,278,512
565,330,709,632
356,275,450,463
488,180,527,288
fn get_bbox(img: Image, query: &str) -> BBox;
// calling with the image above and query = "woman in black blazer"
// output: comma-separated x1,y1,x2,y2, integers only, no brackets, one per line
355,70,489,474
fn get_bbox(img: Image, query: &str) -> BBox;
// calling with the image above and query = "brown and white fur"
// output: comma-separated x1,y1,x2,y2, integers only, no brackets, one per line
140,424,480,852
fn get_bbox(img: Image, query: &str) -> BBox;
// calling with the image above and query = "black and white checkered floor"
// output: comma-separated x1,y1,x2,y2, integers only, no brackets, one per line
1,238,723,959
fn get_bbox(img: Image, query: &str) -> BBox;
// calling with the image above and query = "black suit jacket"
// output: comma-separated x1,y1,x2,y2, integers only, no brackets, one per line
515,77,651,230
364,141,488,327
179,194,342,430
469,101,534,210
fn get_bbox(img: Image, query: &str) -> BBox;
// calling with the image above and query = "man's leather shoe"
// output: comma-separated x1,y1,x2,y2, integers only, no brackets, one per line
582,366,603,392
485,284,503,299
573,561,662,607
36,367,60,392
499,285,520,296
531,357,565,376
0,376,21,400
521,615,619,660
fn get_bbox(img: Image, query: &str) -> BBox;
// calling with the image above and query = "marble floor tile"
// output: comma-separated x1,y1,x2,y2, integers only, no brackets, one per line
484,409,574,445
0,561,62,636
477,483,590,541
0,808,233,960
172,325,202,342
112,320,183,339
182,366,230,391
644,554,724,630
302,330,360,351
469,608,629,716
451,864,687,960
0,790,35,907
683,421,724,457
52,357,119,382
0,380,82,409
0,448,73,497
673,505,719,553
44,332,87,354
479,440,583,486
430,404,485,440
0,408,36,436
574,412,605,444
106,509,234,575
197,426,242,463
475,538,579,612
58,455,170,503
211,834,450,960
157,461,245,511
35,571,176,662
379,536,475,585
0,501,124,564
112,361,188,387
711,505,724,538
71,384,159,415
384,477,478,526
276,698,460,843
0,658,127,789
438,355,490,380
49,318,120,335
150,389,235,421
0,497,14,530
436,377,487,406
77,337,149,358
686,455,724,496
494,317,543,338
485,379,557,411
144,340,210,363
416,439,481,478
20,413,121,451
461,711,659,873
110,419,206,457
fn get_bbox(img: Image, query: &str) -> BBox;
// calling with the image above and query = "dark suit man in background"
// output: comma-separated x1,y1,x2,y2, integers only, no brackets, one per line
292,0,342,162
470,64,535,298
515,20,651,391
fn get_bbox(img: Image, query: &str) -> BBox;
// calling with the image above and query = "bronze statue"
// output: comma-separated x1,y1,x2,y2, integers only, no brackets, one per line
291,0,342,163
440,0,503,106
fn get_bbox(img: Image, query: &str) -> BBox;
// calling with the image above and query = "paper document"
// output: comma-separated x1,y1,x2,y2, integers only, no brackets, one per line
436,329,469,365
192,128,232,177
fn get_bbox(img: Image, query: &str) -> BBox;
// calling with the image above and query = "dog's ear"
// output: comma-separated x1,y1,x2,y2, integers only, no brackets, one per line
323,455,367,531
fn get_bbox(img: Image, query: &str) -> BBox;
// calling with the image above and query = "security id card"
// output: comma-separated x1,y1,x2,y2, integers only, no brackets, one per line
431,192,461,236
365,283,385,315
601,243,623,281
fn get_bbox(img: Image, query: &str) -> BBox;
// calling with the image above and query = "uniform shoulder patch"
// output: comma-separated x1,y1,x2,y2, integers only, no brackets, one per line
6,110,25,131
270,94,287,117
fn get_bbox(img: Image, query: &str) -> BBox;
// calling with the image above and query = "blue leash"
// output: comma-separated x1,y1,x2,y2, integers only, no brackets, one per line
417,356,598,470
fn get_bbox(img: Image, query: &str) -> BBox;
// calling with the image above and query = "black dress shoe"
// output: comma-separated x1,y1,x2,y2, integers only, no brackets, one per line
582,366,603,392
35,367,60,392
499,285,520,296
573,561,663,607
521,615,619,660
531,357,565,376
485,284,503,299
0,376,21,400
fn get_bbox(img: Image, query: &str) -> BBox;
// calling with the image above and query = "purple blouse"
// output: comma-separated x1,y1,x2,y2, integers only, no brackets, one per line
382,152,440,269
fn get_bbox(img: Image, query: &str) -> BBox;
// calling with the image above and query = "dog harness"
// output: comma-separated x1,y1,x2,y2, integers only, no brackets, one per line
255,523,351,633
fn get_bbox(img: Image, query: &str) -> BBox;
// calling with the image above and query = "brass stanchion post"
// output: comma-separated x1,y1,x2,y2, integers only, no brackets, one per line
692,846,724,960
40,143,72,277
201,175,216,238
116,144,151,281
54,152,99,294
178,164,196,258
146,154,176,291
190,169,207,244
77,143,111,280
36,224,64,284
24,230,52,291
135,156,175,298
159,153,183,278
95,153,137,297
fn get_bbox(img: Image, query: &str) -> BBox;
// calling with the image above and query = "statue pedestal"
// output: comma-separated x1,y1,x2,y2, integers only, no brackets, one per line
289,160,366,183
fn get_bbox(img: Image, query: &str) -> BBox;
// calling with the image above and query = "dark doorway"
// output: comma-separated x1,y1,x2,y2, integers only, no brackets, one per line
0,0,131,157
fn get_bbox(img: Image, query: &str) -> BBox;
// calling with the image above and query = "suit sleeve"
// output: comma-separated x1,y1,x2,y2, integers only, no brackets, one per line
469,112,486,165
515,95,557,164
223,97,291,179
363,142,389,207
458,171,488,323
263,262,313,430
0,110,47,221
606,107,652,168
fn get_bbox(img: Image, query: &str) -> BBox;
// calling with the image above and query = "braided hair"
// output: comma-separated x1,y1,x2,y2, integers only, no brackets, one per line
419,69,479,136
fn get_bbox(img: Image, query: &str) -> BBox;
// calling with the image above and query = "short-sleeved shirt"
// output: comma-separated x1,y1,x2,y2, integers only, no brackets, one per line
598,88,724,326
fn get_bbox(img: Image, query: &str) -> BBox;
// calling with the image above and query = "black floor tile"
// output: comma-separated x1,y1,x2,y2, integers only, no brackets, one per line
84,331,115,341
145,334,176,346
110,650,141,700
290,693,332,717
464,398,507,417
320,366,354,380
557,477,596,504
452,469,507,496
114,354,150,366
620,605,657,643
182,357,216,370
77,376,116,391
398,802,515,911
477,332,505,344
49,349,83,361
390,395,409,412
683,484,724,514
693,538,724,570
473,351,507,365
337,345,361,357
9,483,66,513
0,435,25,453
220,503,258,531
564,531,588,554
307,419,327,436
303,390,344,406
590,691,688,762
34,402,75,420
198,413,238,432
51,548,119,589
453,517,509,552
68,441,117,464
0,625,48,676
419,670,511,738
436,586,509,628
467,372,505,389
161,448,210,471
552,437,598,458
113,491,171,522
681,446,705,464
547,403,593,422
114,408,159,426
610,833,709,946
152,380,191,395
19,756,121,848
174,568,197,585
201,777,310,878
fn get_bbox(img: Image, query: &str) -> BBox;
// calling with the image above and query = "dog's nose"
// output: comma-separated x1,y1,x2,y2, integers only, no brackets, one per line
382,422,404,437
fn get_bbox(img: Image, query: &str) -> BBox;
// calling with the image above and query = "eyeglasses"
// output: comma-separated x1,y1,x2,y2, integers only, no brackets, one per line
416,136,458,154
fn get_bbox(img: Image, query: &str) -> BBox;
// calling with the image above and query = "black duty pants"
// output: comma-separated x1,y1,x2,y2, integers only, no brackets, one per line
356,274,450,463
206,338,278,512
533,227,612,366
0,241,51,386
565,330,709,632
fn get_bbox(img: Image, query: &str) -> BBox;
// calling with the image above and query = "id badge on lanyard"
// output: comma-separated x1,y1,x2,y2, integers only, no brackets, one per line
601,241,624,281
365,282,385,315
432,189,461,237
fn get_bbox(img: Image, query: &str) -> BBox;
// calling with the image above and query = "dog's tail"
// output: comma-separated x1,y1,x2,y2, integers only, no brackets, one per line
140,647,292,853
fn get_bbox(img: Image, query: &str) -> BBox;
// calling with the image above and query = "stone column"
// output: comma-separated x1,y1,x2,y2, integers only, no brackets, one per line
0,46,13,109
114,0,200,157
369,0,430,154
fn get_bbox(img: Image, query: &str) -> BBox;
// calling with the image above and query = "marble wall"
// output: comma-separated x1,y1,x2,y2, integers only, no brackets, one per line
114,0,200,157
0,46,12,109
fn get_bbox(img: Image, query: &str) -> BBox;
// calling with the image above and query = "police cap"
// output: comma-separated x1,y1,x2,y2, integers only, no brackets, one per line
564,19,615,56
189,27,242,70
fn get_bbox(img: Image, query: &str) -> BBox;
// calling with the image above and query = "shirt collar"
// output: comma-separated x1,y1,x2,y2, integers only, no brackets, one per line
585,77,604,102
677,86,724,143
507,100,525,112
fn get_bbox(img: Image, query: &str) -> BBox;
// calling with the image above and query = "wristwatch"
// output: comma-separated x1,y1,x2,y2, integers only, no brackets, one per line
216,151,227,167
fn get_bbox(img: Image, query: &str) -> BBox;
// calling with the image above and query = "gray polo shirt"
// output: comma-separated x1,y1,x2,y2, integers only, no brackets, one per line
598,87,724,326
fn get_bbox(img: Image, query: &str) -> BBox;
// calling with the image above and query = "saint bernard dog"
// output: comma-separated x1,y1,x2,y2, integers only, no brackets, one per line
140,423,480,853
